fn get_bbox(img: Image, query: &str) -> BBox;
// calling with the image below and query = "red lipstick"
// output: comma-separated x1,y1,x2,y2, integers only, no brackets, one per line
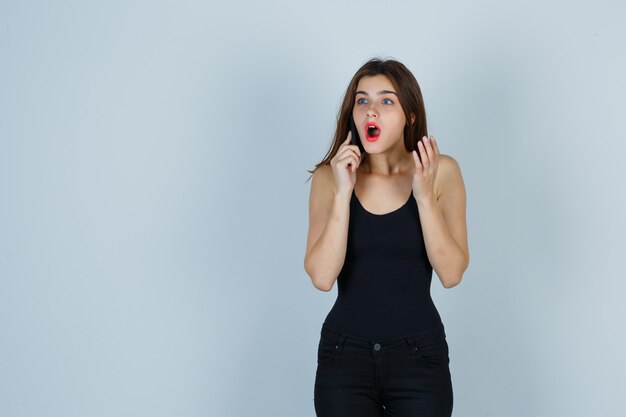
365,122,381,142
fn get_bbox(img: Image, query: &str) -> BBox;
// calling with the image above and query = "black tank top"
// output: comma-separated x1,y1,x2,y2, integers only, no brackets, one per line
322,188,444,339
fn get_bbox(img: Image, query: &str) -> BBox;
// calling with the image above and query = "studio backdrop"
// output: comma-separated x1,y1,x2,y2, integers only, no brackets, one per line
1,1,625,416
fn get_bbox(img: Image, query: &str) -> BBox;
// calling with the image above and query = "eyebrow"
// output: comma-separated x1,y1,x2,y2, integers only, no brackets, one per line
355,90,398,96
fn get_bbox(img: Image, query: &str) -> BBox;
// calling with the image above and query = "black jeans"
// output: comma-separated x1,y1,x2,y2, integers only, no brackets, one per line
314,323,453,417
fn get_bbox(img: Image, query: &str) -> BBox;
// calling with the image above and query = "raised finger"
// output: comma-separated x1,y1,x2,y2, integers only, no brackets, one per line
339,155,358,172
412,149,423,169
424,136,435,162
342,143,361,156
340,139,361,156
340,148,361,161
418,139,430,167
338,153,358,167
431,137,439,156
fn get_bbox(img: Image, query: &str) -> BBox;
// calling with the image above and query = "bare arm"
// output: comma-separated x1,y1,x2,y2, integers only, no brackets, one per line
416,155,469,288
303,165,351,292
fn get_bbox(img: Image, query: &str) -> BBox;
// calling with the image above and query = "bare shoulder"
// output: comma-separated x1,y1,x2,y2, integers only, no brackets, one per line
311,164,336,196
435,153,464,199
438,153,463,177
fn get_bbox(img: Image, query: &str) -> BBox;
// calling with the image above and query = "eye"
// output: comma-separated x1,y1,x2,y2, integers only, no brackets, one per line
357,98,367,105
383,98,393,105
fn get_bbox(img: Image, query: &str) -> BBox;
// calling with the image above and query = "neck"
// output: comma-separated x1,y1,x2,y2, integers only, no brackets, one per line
362,147,413,176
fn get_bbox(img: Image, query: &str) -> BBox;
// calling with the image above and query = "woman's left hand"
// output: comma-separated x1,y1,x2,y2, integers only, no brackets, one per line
411,135,439,202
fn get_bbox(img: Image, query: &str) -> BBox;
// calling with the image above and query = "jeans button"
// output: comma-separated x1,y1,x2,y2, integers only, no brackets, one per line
373,343,381,351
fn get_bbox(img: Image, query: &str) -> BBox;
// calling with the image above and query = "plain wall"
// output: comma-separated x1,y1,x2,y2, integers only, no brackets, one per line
1,0,625,416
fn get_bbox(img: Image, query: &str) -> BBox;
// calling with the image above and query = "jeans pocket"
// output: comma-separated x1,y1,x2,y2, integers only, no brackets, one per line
416,336,449,366
317,333,339,363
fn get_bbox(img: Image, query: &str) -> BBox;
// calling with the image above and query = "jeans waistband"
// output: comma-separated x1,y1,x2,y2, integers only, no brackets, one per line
320,323,446,354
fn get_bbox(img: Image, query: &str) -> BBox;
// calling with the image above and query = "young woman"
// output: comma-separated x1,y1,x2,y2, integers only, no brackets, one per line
304,57,469,417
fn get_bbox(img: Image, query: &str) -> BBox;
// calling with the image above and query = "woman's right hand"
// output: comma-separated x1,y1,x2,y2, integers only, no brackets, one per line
330,131,362,196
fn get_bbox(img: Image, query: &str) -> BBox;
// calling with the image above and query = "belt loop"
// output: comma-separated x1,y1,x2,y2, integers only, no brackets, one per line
404,335,419,355
336,334,346,355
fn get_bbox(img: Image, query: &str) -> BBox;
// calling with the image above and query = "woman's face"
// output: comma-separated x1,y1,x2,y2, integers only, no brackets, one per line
353,74,407,151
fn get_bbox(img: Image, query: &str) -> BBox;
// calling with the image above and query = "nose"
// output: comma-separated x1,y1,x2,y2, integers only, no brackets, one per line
366,107,378,118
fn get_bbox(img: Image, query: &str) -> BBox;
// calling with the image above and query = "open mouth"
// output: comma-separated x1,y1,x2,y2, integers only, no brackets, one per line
365,122,381,140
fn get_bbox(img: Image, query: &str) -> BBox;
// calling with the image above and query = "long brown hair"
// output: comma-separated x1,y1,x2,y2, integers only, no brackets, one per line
306,57,428,182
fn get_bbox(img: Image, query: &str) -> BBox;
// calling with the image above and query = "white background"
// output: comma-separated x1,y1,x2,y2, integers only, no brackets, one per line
1,1,625,416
